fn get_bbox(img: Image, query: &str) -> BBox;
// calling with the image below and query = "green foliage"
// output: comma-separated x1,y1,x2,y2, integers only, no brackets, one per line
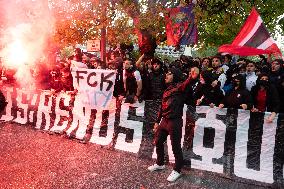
194,0,284,49
192,46,218,58
49,0,284,51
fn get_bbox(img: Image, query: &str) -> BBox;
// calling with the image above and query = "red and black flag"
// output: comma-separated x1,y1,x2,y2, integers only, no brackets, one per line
219,8,282,58
165,4,198,47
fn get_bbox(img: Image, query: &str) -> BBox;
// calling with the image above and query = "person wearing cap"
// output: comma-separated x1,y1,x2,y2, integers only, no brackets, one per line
147,67,198,182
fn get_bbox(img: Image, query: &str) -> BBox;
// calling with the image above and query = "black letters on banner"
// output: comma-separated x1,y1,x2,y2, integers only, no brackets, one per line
87,72,98,87
100,72,115,91
75,71,88,86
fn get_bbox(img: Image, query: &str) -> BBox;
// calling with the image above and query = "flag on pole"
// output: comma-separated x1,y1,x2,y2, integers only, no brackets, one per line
218,7,282,57
165,4,198,46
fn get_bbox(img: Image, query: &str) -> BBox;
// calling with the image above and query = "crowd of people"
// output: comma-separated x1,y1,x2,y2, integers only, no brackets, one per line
1,48,284,117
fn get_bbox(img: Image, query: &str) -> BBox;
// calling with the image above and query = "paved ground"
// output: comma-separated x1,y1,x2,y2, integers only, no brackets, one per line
0,122,277,189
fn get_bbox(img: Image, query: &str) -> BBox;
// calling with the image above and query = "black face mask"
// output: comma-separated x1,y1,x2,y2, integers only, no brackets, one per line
259,80,269,87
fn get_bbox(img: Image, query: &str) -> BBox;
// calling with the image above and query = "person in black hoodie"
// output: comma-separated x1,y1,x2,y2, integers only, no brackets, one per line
195,70,224,107
147,67,197,182
218,73,252,167
183,66,200,157
219,74,252,110
143,58,166,100
270,59,284,114
113,57,124,98
270,59,283,86
250,73,280,123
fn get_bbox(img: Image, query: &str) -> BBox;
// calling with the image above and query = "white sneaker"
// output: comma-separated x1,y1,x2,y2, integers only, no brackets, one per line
147,164,166,172
167,170,181,182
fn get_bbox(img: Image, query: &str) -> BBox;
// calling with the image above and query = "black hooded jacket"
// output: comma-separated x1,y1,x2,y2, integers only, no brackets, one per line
156,68,191,123
221,74,252,109
143,69,166,100
194,70,224,106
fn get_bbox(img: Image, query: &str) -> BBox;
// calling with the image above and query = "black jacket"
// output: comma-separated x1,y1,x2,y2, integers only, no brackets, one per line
194,83,224,106
113,67,124,97
221,88,253,110
278,84,284,113
156,77,191,122
143,70,166,100
184,78,199,106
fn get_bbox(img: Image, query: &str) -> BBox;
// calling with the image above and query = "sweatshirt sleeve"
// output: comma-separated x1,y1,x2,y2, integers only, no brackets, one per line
178,77,192,92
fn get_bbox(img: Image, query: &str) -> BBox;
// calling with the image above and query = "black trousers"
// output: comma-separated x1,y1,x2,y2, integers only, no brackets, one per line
155,117,183,173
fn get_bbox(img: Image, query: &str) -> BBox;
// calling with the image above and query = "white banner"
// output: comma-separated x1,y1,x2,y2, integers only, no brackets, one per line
71,68,116,109
0,87,283,186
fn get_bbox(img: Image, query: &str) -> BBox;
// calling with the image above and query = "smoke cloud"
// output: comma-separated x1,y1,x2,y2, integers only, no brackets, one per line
0,0,55,89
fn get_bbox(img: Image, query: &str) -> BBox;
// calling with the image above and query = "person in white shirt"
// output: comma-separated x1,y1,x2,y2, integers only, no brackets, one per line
211,56,227,91
245,61,258,91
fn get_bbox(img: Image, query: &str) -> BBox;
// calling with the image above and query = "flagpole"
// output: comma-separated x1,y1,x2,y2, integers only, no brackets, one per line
100,1,107,64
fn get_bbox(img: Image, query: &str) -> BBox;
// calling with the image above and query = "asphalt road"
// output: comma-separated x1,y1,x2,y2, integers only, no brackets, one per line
0,122,274,189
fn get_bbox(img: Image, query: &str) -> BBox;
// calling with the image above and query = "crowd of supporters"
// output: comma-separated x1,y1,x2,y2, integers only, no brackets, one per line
1,48,284,118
